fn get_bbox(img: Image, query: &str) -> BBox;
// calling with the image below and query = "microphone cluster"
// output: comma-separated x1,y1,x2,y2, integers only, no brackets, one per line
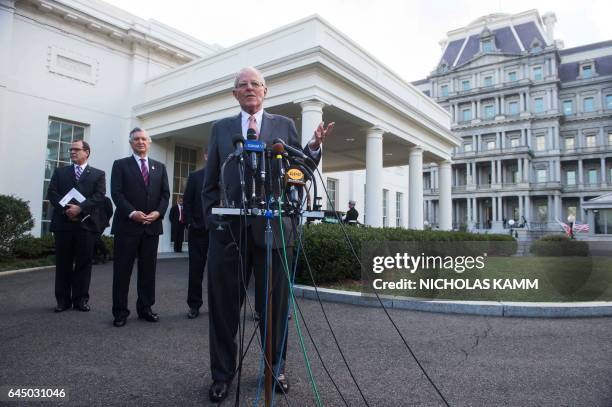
228,135,312,211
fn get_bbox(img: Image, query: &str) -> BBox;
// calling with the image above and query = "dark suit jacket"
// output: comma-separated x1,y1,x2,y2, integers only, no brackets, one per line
183,168,206,230
203,111,320,248
110,156,170,236
96,196,114,232
46,164,106,233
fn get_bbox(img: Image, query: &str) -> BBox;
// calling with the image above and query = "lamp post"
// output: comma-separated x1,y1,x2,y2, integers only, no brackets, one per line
508,219,515,237
567,214,576,240
423,220,429,230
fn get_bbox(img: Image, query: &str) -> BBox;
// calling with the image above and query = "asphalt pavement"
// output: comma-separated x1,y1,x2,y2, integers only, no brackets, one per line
1,258,611,406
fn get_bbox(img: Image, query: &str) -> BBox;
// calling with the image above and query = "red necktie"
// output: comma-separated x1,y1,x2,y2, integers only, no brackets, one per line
248,115,258,138
140,158,149,186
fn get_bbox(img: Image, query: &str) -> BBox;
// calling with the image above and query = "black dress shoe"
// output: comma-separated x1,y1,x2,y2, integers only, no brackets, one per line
275,373,289,394
54,304,71,312
74,300,90,312
209,380,230,402
113,317,127,327
138,311,159,322
187,308,199,319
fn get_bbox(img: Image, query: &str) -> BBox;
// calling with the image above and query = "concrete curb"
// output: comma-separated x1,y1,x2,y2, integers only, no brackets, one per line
0,265,54,276
292,285,612,318
0,255,187,276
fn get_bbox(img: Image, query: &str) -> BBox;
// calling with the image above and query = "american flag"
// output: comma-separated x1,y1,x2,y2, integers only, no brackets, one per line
573,222,590,233
555,218,590,236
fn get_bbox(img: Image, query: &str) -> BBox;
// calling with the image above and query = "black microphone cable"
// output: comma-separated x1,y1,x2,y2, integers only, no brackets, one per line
310,165,452,407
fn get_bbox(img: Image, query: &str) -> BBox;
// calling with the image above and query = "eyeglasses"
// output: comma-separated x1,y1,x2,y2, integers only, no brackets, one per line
236,80,264,89
69,148,84,152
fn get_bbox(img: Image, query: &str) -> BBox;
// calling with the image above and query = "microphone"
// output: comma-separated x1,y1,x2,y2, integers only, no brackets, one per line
231,134,244,157
273,138,307,159
272,142,286,179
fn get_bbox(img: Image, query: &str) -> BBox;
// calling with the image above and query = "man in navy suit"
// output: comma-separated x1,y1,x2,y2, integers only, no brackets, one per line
47,140,106,312
182,153,208,319
203,67,334,402
110,128,170,327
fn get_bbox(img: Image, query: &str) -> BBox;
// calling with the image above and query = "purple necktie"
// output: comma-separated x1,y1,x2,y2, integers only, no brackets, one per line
75,165,82,181
140,158,149,186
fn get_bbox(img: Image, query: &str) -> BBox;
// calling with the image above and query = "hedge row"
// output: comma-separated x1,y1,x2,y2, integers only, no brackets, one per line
296,224,517,284
530,234,590,257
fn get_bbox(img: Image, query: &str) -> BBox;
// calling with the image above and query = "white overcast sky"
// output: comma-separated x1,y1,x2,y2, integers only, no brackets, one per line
104,0,611,81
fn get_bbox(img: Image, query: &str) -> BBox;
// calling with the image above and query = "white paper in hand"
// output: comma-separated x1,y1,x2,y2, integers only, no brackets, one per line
59,188,86,207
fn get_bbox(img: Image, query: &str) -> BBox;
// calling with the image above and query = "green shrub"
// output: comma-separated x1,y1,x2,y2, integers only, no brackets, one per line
530,234,590,257
12,235,55,259
0,195,34,258
100,235,114,258
296,224,516,284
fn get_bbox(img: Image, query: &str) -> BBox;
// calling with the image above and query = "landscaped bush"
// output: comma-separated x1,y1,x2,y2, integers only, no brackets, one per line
12,235,55,259
296,224,517,284
530,234,590,257
0,195,34,259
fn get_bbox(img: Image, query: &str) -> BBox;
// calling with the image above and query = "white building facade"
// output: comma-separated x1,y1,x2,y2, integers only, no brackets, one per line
0,0,456,251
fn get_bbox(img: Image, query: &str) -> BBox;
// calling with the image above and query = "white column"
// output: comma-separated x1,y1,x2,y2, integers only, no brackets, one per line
491,160,496,185
579,196,585,222
523,158,530,182
520,93,525,112
409,146,424,229
472,197,478,225
500,95,505,114
497,160,502,183
467,197,472,224
524,195,531,222
518,158,523,183
492,195,498,222
439,160,452,230
518,195,524,220
601,157,607,186
365,127,384,227
578,159,583,185
554,195,561,221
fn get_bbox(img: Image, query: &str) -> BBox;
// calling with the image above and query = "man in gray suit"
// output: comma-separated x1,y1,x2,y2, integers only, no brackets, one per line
202,67,333,402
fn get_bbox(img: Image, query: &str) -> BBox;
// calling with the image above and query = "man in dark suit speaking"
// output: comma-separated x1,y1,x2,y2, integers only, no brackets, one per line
47,140,105,312
203,67,333,402
110,128,170,327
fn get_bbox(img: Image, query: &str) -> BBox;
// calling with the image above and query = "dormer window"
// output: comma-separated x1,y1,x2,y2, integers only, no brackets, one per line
579,60,597,80
479,27,495,54
531,39,542,52
482,40,493,53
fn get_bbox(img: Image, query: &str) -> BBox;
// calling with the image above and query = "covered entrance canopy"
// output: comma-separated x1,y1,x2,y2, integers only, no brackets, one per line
132,15,458,229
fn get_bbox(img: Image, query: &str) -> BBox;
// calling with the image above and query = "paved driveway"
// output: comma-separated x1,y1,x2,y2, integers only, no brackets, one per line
1,258,611,406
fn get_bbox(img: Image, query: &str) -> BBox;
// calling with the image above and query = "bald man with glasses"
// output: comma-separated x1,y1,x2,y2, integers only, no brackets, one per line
202,67,333,402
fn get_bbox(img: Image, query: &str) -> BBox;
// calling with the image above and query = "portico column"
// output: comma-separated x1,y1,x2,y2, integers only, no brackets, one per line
409,146,424,229
438,160,452,230
300,100,325,176
365,127,384,227
467,197,472,225
524,195,530,222
518,158,523,183
518,195,523,221
578,159,584,185
601,157,607,186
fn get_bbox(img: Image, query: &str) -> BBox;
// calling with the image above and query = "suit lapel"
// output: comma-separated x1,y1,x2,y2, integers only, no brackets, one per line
259,111,276,144
77,166,90,185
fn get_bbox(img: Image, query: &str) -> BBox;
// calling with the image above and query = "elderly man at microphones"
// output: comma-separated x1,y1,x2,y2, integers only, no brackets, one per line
202,66,333,402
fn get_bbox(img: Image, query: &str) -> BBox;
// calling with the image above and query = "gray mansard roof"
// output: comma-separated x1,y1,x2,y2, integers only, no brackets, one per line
559,41,612,83
438,21,546,69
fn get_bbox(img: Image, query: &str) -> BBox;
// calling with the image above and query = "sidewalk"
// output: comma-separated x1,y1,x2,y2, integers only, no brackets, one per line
1,258,611,406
